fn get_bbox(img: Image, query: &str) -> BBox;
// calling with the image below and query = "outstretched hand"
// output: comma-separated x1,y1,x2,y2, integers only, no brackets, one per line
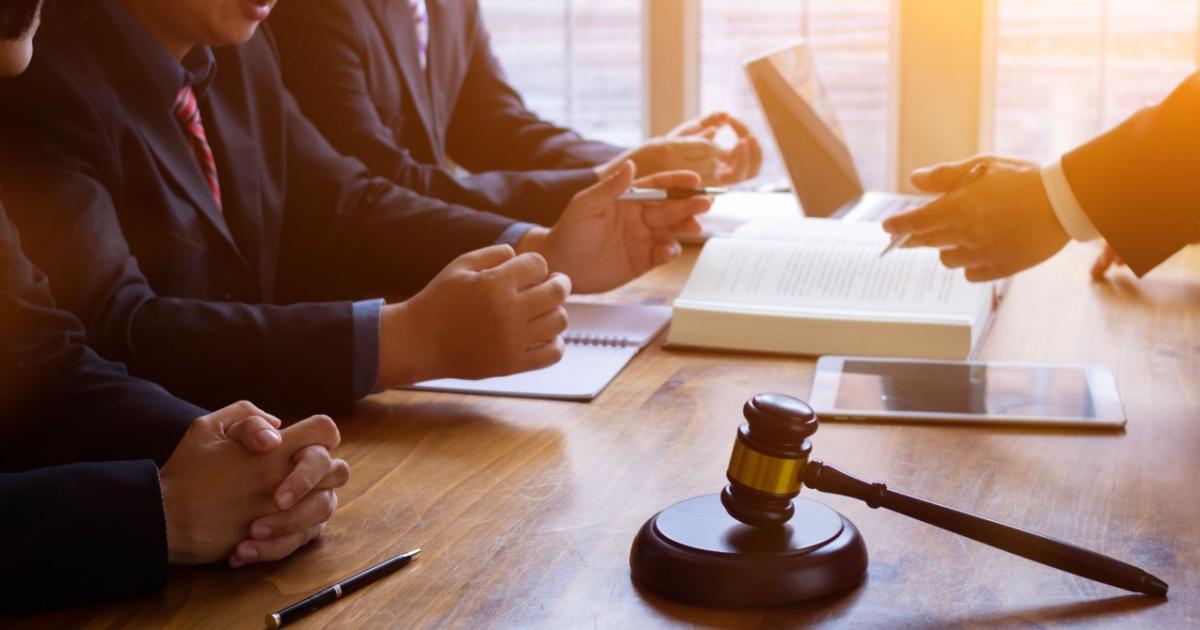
882,154,1069,282
527,161,711,294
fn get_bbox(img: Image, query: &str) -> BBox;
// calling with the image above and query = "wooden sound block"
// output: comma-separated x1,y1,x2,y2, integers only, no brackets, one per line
630,494,868,607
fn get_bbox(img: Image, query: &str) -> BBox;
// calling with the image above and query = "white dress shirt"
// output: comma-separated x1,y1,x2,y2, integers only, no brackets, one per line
1040,159,1100,242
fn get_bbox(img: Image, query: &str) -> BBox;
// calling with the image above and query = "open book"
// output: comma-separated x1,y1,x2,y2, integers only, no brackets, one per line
409,302,671,401
667,219,1000,360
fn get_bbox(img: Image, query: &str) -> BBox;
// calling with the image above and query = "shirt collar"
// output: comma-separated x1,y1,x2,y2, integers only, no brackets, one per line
100,0,217,110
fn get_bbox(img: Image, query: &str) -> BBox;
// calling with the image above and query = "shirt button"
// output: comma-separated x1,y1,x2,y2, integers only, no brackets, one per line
221,292,233,300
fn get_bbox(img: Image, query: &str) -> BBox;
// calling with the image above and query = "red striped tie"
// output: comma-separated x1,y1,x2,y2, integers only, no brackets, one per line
408,0,428,70
173,86,222,209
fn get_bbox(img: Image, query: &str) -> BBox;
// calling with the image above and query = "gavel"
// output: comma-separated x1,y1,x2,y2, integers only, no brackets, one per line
630,393,1168,608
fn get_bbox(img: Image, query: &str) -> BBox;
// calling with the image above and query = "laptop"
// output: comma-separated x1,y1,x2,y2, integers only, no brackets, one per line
744,40,929,221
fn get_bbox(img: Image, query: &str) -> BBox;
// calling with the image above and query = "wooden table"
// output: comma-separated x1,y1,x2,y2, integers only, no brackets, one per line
15,242,1200,628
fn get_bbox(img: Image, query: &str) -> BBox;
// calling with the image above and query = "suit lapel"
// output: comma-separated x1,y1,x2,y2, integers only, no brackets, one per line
369,0,441,158
89,12,245,265
130,102,243,260
204,90,265,280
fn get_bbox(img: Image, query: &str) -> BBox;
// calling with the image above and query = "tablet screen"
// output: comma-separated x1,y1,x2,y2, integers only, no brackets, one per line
833,360,1096,418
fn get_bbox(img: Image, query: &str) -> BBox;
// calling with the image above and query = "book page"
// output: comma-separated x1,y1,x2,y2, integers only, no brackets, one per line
680,219,988,316
732,216,883,245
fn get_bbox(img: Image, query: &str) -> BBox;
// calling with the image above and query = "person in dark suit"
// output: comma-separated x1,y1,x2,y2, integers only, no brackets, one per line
0,0,710,417
268,0,761,226
0,4,349,611
882,72,1200,282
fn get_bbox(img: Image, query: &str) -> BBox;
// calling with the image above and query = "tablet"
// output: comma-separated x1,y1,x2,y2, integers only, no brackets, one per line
810,356,1126,428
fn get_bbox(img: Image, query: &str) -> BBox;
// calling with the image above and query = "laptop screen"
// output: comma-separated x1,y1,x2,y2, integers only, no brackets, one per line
745,41,864,217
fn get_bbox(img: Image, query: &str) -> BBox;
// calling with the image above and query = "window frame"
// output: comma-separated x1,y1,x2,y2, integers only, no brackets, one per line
643,0,700,137
644,0,1199,191
645,0,990,190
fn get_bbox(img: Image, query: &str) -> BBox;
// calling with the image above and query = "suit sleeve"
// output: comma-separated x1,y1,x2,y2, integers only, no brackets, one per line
0,212,203,470
268,5,597,226
442,3,625,175
0,74,364,418
1061,71,1200,276
0,460,169,613
272,73,521,300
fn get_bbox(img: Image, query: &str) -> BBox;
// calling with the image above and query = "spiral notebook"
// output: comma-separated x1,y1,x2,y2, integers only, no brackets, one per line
408,302,671,401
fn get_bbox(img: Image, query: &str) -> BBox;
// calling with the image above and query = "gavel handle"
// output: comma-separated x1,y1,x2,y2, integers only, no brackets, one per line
802,461,1168,596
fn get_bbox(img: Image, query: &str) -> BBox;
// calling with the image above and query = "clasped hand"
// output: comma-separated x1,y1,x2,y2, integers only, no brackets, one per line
159,401,349,568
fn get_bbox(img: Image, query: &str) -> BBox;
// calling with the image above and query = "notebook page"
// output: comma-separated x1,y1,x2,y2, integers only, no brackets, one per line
411,344,639,400
563,303,671,349
681,220,988,316
406,302,669,399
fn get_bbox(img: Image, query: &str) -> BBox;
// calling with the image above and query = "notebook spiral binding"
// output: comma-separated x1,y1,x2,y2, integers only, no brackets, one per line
565,334,633,348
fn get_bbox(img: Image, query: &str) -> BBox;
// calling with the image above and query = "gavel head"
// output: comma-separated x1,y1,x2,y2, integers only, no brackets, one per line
720,393,818,528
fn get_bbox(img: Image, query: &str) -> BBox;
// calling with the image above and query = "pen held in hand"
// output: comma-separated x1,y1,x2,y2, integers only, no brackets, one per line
879,162,990,258
265,548,421,629
877,233,911,258
618,187,728,202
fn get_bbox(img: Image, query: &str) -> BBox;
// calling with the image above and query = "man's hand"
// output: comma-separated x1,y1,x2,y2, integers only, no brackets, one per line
159,403,348,567
1092,238,1200,279
376,245,571,385
523,162,710,294
1090,244,1126,279
596,112,762,186
230,416,350,567
667,111,763,185
881,155,1069,282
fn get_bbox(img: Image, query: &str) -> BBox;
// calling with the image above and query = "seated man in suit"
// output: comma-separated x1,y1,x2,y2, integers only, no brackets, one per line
269,0,761,226
882,72,1200,282
0,0,710,418
0,3,348,611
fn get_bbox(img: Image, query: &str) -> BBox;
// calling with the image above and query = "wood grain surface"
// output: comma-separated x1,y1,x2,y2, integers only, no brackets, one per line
10,242,1200,629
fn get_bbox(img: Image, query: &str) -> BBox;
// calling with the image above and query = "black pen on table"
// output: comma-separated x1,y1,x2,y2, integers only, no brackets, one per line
618,187,728,201
265,548,421,629
879,161,989,258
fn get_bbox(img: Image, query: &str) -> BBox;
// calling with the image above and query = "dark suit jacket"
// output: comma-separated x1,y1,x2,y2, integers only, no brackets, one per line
0,202,205,612
269,0,624,226
1063,71,1200,276
0,0,520,416
0,461,171,613
0,208,203,470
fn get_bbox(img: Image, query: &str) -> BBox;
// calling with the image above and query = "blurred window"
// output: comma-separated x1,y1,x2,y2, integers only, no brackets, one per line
472,1,1200,185
479,0,643,148
994,0,1199,159
700,0,892,190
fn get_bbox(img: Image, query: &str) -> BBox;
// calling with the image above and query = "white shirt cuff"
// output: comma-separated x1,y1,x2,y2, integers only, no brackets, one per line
1040,159,1100,242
